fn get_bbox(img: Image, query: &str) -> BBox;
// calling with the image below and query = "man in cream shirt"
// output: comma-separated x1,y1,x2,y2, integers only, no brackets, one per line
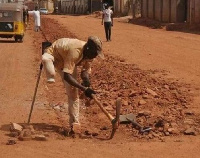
42,36,104,134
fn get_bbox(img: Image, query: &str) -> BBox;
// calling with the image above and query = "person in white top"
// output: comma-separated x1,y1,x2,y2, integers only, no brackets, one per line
101,4,113,41
28,6,41,32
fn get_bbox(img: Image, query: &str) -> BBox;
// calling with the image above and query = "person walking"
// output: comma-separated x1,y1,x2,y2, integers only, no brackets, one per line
101,4,113,41
23,6,29,28
42,36,104,134
28,6,40,32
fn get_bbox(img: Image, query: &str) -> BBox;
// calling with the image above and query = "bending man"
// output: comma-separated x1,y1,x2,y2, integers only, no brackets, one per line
42,36,104,133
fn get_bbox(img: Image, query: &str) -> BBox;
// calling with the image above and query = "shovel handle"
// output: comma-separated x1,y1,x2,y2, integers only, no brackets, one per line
92,95,114,121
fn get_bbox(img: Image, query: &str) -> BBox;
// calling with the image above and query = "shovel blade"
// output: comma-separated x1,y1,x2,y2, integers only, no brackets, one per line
119,113,136,124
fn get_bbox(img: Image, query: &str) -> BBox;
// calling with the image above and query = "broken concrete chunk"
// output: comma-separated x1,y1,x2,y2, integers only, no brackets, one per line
184,119,195,125
122,100,129,106
138,110,151,116
142,94,150,99
18,136,32,141
184,128,196,136
129,90,137,97
184,110,194,115
34,135,47,141
18,129,32,141
167,128,179,134
6,139,17,145
146,88,158,97
10,132,20,137
10,123,23,132
138,100,147,105
164,85,169,89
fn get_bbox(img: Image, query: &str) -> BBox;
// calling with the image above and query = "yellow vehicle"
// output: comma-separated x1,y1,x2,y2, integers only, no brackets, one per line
0,3,25,42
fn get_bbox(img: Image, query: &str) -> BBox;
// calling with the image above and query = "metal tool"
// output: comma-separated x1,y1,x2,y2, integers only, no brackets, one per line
92,95,121,139
119,113,152,133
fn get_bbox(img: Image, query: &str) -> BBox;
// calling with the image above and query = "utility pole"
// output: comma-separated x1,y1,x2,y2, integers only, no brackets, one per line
73,0,75,14
90,0,92,13
132,0,136,18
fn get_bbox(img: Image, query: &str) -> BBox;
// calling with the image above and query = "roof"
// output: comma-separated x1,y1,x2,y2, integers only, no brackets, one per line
0,3,23,11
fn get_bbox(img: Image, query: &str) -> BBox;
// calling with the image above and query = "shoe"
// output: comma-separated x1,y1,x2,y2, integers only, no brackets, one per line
47,78,55,83
71,123,81,134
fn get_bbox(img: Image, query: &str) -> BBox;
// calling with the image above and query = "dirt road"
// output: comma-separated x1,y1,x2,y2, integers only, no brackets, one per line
0,14,200,158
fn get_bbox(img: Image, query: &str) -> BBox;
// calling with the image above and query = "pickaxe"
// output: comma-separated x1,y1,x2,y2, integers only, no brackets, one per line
92,95,121,139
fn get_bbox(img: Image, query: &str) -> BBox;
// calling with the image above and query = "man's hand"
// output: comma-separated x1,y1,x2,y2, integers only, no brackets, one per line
84,88,96,99
81,79,90,87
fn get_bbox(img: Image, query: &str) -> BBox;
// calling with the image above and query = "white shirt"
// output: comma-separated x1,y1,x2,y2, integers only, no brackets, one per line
28,10,41,26
103,8,113,22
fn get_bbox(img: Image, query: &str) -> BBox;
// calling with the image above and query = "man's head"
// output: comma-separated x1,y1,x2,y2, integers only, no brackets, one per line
104,3,109,9
83,36,104,60
35,6,38,11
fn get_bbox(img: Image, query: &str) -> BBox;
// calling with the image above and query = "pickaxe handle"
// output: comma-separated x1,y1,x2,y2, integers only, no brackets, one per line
92,95,114,121
92,95,121,139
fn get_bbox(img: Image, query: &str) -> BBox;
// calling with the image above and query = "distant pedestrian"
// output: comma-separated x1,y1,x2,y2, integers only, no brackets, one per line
23,6,29,28
101,4,113,41
28,6,41,32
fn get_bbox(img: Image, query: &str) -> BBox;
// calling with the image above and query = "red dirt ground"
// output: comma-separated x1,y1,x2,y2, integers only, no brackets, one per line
0,14,200,158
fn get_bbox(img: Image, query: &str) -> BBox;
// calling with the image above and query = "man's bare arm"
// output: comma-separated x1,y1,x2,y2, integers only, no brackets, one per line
64,72,87,91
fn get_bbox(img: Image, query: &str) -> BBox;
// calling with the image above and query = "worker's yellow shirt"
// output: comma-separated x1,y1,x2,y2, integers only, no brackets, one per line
45,38,92,74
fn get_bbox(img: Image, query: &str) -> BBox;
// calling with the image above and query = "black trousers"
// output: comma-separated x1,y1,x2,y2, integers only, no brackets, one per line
104,22,112,41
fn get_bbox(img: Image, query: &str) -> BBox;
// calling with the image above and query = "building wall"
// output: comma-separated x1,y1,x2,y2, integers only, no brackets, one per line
141,0,200,24
61,0,88,14
162,0,169,22
113,0,120,13
148,0,154,18
25,1,37,10
61,0,101,14
0,0,9,3
39,1,54,13
112,0,133,16
141,0,148,18
194,0,200,23
170,0,177,23
154,0,162,21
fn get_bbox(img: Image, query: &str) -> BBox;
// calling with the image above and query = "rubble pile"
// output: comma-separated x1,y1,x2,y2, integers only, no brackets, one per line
88,56,200,139
7,123,48,145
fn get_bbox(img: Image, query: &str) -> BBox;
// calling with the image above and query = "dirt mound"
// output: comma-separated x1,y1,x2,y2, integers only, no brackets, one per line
128,17,165,29
166,23,200,34
90,56,200,139
128,17,200,34
29,17,200,141
91,11,102,18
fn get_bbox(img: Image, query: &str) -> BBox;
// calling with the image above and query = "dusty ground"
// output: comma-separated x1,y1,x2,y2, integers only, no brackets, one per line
0,14,200,158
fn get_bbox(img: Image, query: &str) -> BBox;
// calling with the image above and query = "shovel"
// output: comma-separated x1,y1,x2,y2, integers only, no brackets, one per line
119,113,152,133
